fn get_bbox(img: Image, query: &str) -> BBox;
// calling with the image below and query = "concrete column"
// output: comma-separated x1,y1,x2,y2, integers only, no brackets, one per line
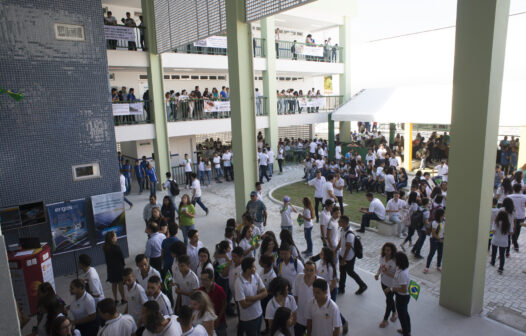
439,0,510,316
0,236,21,335
338,16,352,143
328,113,335,160
142,0,171,182
403,123,412,171
518,126,526,169
261,17,278,169
226,0,258,220
389,123,396,147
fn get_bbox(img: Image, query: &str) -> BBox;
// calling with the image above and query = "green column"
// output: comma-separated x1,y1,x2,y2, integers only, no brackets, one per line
262,17,278,170
328,113,335,160
439,0,510,316
142,0,170,183
226,0,258,220
389,123,396,147
338,16,352,143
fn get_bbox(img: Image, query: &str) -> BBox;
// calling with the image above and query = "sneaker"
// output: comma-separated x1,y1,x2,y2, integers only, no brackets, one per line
342,321,349,334
423,268,429,274
437,267,442,272
205,209,209,216
379,320,388,328
338,288,345,295
514,247,519,252
498,269,503,275
355,285,367,295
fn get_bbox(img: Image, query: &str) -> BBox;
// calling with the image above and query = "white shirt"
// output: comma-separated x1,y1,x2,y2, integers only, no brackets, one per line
183,325,208,336
124,282,148,324
280,204,293,228
384,174,396,192
377,147,386,159
97,314,137,336
303,208,313,229
338,229,355,261
320,209,331,238
308,176,326,198
183,159,192,172
222,152,232,167
293,274,327,326
491,212,514,247
145,232,164,258
431,220,446,239
305,298,342,336
235,273,265,321
369,198,386,220
260,268,277,290
393,268,410,295
213,156,221,168
259,153,269,166
386,199,406,214
317,262,337,284
135,267,161,291
335,146,342,160
150,291,173,316
379,257,396,287
198,161,205,171
277,148,284,160
315,159,324,169
187,241,204,272
81,267,105,302
508,193,526,219
322,181,335,203
333,178,344,197
142,315,183,336
228,263,242,293
277,258,304,291
267,150,275,163
265,295,297,335
191,179,202,198
239,238,255,258
309,142,317,153
173,269,199,307
365,153,376,165
196,262,214,286
389,157,399,167
120,174,127,193
435,164,449,182
70,291,96,321
326,218,339,249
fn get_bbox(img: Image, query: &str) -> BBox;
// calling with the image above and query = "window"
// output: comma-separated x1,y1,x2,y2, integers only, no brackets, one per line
209,76,217,80
200,76,209,80
218,76,226,80
72,163,101,181
164,75,170,79
172,75,180,79
191,75,199,80
139,75,148,79
181,75,190,79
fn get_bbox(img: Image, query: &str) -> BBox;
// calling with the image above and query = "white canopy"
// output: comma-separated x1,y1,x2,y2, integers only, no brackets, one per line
331,82,526,126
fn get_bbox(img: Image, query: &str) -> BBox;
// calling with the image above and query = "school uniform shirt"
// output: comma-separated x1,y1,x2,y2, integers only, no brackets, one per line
135,267,161,291
317,262,337,285
308,176,326,198
187,241,204,272
145,232,165,259
70,291,96,322
320,209,331,238
431,220,445,239
379,257,396,287
435,164,448,182
164,179,177,197
303,208,313,229
260,268,277,290
239,238,255,258
305,297,342,336
326,218,339,249
97,314,137,336
265,295,297,335
183,324,208,336
419,206,430,231
222,152,233,167
277,148,284,160
333,178,344,198
338,229,356,261
335,146,342,160
309,142,317,153
234,273,266,321
258,153,269,166
198,161,205,172
315,159,324,170
393,268,410,295
322,181,335,203
173,270,199,306
277,258,304,291
228,263,242,293
389,157,399,167
365,153,376,166
213,156,221,169
150,291,173,316
37,312,64,336
369,198,386,220
192,310,216,330
146,167,158,183
280,205,293,228
124,282,148,324
196,262,214,286
386,199,406,215
384,174,396,192
508,194,526,219
491,213,514,247
184,159,193,172
191,179,202,198
82,267,105,302
267,150,275,164
142,315,183,336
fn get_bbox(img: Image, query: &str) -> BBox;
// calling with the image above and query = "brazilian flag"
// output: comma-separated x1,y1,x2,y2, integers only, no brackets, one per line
250,235,260,247
215,263,227,274
163,269,173,292
409,280,420,300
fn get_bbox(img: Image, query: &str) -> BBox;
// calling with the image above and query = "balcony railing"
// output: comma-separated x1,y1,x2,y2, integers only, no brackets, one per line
277,95,343,114
105,25,145,51
173,38,265,57
113,100,151,125
275,40,342,63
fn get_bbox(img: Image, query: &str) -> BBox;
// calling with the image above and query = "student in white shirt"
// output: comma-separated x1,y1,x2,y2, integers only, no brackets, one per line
270,307,294,336
68,279,99,336
135,254,161,291
235,257,268,335
173,255,200,308
196,248,215,286
191,173,209,215
122,268,148,325
365,149,376,167
490,208,514,274
424,208,446,274
78,254,105,303
374,243,398,328
239,226,259,258
162,171,179,209
277,145,285,174
508,183,526,252
326,207,340,252
333,172,345,214
142,301,183,336
222,148,234,181
280,196,298,232
182,153,193,188
267,147,275,177
189,290,217,336
338,215,367,295
306,279,342,336
433,160,448,183
265,277,297,334
96,298,137,336
299,197,315,256
384,167,397,202
386,252,411,336
146,275,173,317
259,149,271,182
320,200,334,247
358,192,386,233
335,143,342,161
145,222,164,272
386,191,407,238
322,174,337,204
276,244,304,291
228,247,244,296
308,170,326,222
213,152,223,183
179,305,208,336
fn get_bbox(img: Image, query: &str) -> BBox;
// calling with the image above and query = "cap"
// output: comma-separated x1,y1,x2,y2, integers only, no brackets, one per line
250,191,258,197
284,196,290,202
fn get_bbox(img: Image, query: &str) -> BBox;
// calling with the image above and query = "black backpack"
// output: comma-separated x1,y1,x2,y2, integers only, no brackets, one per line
345,230,363,259
411,209,425,230
168,179,180,196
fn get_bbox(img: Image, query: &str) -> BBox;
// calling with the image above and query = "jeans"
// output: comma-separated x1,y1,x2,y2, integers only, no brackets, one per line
338,257,366,290
215,167,223,182
137,177,144,193
304,227,313,253
389,214,403,235
396,181,407,190
395,293,411,336
125,175,132,194
381,283,396,321
185,172,192,187
123,192,132,207
259,165,270,182
336,196,344,215
180,224,195,245
224,166,233,181
268,164,274,177
426,238,443,268
192,197,208,213
412,230,427,256
314,197,323,222
294,324,306,336
512,218,524,249
404,225,416,244
330,288,347,325
491,245,506,270
149,181,157,197
205,170,212,184
198,170,205,185
239,315,262,336
360,212,381,231
281,226,293,233
278,159,283,173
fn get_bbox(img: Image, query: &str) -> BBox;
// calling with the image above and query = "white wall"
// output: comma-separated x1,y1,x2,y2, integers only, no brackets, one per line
102,3,142,23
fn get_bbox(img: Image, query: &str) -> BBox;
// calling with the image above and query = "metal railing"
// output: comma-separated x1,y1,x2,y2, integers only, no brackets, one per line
166,97,267,121
277,95,343,115
105,25,145,51
275,39,343,63
173,38,265,57
113,100,151,125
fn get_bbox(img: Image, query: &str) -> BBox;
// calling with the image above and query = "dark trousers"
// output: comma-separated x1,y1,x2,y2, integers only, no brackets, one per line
314,197,323,221
239,316,262,336
403,226,416,244
128,41,137,50
395,293,411,336
185,172,192,187
381,283,396,321
412,230,427,256
224,166,233,181
360,212,380,231
339,257,366,290
336,196,344,215
294,324,306,336
386,191,394,202
278,159,283,173
426,238,443,268
192,197,208,213
259,165,270,182
76,319,99,336
512,219,524,249
150,257,162,272
137,177,144,193
304,227,313,253
491,245,506,271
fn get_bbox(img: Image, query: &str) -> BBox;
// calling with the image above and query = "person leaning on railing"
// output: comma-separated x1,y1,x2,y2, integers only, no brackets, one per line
104,11,117,50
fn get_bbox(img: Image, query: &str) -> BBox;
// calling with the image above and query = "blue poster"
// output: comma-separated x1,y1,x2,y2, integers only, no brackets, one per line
46,199,90,254
91,192,127,243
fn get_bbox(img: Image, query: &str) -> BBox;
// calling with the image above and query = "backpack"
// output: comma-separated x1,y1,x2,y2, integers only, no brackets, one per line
345,230,363,259
276,257,298,274
168,179,180,196
429,203,442,224
411,209,425,230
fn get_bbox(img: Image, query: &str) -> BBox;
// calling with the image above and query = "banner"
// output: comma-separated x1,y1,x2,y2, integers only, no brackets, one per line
46,199,90,254
203,100,231,112
194,36,227,49
296,44,324,57
112,103,144,116
298,97,326,108
104,25,136,41
91,192,127,243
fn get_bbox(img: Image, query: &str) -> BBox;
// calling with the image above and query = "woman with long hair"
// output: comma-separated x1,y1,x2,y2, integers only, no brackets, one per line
239,225,258,258
161,196,176,226
502,197,516,257
196,247,214,286
490,209,513,274
190,290,217,336
36,295,64,336
279,229,302,262
259,234,279,261
265,277,297,334
197,156,206,186
400,191,420,251
178,194,196,244
389,252,411,336
396,167,408,190
497,177,513,206
51,316,80,336
103,231,126,305
299,197,315,256
270,307,293,336
375,243,398,328
424,208,446,274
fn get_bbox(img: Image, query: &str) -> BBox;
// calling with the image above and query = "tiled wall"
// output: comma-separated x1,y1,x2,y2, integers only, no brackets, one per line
0,0,128,275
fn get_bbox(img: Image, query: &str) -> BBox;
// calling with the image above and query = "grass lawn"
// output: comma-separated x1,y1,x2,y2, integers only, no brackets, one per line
271,181,388,224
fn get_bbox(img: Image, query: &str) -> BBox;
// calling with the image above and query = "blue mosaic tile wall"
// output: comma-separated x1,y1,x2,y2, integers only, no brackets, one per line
0,0,128,275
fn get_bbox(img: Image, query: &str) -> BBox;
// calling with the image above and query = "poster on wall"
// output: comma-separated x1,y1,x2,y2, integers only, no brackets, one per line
91,192,126,243
324,75,333,95
46,199,90,254
203,100,231,112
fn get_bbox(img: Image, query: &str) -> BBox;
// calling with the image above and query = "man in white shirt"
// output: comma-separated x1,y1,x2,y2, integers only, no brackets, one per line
358,192,386,233
97,299,137,336
213,152,223,183
335,142,342,161
509,183,526,252
181,153,193,188
434,160,449,183
322,174,338,205
142,301,183,336
78,254,105,303
173,255,199,307
190,173,209,215
377,144,387,164
122,268,148,325
187,229,204,272
145,222,164,272
308,170,326,222
386,191,407,238
333,171,345,214
120,171,133,209
258,148,271,182
178,305,208,335
147,275,173,316
135,254,161,290
365,149,376,167
306,279,342,336
309,140,317,155
319,200,334,247
267,147,275,177
384,167,397,201
338,215,367,295
222,148,234,181
326,207,340,252
235,257,268,334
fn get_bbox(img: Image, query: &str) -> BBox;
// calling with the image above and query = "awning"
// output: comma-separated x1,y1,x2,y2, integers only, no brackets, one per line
331,82,526,126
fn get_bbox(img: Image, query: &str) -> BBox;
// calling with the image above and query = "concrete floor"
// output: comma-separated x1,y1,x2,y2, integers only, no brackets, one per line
23,164,526,335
